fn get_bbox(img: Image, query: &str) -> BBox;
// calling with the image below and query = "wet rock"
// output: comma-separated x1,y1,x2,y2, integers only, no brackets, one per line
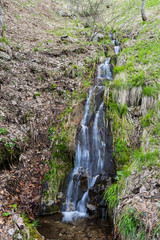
39,200,59,215
73,168,88,193
88,174,112,216
57,192,63,198
87,204,97,214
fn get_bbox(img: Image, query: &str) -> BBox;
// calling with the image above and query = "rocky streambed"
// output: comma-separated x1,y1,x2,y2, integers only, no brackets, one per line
37,213,112,240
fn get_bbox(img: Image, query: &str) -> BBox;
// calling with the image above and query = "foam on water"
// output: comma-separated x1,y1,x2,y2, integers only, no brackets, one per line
62,211,88,223
114,46,121,54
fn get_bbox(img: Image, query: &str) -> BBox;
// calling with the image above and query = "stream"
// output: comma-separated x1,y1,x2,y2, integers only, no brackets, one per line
38,34,120,239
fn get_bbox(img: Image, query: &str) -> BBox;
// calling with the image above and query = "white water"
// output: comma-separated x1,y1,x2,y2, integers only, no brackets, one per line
62,85,106,222
97,58,113,80
62,34,120,222
114,46,121,54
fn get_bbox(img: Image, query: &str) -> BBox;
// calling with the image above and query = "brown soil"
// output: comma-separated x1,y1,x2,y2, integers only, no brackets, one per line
0,0,111,238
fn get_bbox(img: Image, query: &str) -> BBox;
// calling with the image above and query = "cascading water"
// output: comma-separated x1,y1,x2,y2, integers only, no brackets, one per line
97,58,112,80
114,46,121,54
111,35,121,55
62,34,120,223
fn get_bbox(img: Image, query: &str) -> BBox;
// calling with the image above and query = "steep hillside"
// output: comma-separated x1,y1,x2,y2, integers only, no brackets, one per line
0,0,111,238
0,0,159,239
104,1,160,239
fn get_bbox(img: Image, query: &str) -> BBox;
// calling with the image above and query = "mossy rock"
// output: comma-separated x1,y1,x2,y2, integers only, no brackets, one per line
39,200,60,215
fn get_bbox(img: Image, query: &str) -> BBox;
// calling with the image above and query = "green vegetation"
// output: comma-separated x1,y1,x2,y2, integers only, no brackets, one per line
118,208,145,240
12,213,42,240
141,109,155,127
104,183,118,210
45,110,74,198
34,92,41,97
142,85,159,97
0,36,10,44
3,212,10,217
104,4,160,235
132,148,159,170
33,47,39,52
0,128,8,135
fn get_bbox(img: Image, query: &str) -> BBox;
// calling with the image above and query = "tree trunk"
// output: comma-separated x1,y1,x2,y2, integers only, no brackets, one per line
141,0,147,21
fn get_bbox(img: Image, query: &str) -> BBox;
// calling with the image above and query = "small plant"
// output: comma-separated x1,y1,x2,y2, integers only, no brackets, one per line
12,204,17,212
3,212,10,217
34,92,40,97
33,47,39,52
0,128,8,135
104,183,118,210
153,221,160,238
0,36,10,44
152,122,160,136
20,213,40,239
141,109,154,127
51,83,56,91
118,208,142,240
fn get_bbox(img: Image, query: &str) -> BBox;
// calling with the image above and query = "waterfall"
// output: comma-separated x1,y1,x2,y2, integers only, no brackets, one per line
114,46,121,54
62,34,119,222
110,34,121,55
97,58,113,80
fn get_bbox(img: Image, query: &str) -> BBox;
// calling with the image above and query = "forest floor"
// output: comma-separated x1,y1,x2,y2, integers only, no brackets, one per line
0,0,106,238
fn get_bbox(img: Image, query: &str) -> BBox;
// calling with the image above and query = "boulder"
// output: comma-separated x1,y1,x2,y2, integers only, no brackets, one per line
92,33,104,42
61,35,78,43
73,168,89,193
39,200,59,215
